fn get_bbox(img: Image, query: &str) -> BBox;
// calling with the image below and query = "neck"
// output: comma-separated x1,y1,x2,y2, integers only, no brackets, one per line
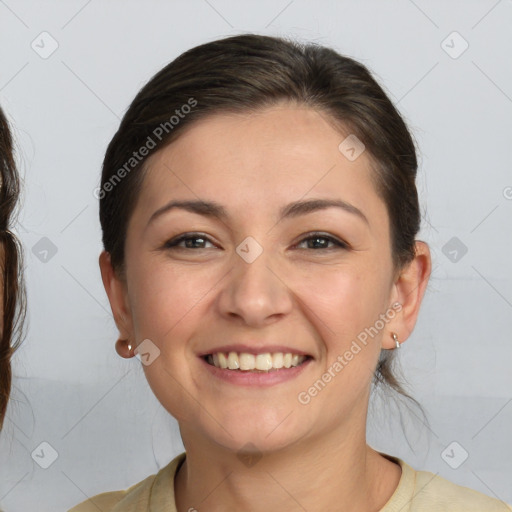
174,415,401,512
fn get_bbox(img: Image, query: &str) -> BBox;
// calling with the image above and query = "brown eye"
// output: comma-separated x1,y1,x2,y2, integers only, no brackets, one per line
164,233,216,250
295,232,348,250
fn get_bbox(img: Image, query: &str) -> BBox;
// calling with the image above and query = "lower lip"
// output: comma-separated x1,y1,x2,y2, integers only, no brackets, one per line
199,356,313,387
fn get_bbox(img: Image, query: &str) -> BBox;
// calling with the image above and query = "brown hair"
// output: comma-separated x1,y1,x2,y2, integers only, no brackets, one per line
99,34,425,416
0,105,26,431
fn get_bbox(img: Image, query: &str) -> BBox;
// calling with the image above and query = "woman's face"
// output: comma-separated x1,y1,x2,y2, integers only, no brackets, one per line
102,104,428,453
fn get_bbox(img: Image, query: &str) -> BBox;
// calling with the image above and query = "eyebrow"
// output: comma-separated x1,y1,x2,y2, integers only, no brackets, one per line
146,197,369,229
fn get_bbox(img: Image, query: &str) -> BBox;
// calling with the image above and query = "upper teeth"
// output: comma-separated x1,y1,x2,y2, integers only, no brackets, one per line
207,352,307,371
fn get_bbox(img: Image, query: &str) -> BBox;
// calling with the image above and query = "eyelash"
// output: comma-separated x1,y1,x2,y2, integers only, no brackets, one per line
163,232,348,251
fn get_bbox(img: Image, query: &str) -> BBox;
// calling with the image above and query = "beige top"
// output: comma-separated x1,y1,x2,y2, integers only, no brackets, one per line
68,452,512,511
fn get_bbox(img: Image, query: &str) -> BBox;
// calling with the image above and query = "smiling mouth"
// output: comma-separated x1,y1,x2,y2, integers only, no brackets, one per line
203,352,311,372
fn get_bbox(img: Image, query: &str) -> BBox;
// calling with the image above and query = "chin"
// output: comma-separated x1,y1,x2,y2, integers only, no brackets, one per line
202,409,305,454
214,430,301,456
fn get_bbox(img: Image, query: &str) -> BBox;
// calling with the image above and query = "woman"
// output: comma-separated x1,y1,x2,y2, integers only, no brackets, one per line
70,34,511,511
0,105,26,433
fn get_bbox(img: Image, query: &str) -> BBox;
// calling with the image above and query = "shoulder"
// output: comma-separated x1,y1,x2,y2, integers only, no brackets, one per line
67,452,186,512
382,454,512,512
67,473,156,512
412,468,512,511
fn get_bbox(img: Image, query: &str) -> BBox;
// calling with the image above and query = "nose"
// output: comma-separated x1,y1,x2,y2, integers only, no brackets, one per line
216,242,293,327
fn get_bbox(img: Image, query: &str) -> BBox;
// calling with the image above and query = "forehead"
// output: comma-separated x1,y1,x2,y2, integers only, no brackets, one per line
132,105,388,229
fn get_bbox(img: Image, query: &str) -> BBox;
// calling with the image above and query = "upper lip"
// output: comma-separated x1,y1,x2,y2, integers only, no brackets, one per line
198,344,312,358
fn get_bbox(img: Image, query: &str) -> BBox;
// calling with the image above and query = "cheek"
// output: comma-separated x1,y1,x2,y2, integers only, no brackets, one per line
129,262,216,421
292,261,389,383
128,259,212,339
294,263,380,337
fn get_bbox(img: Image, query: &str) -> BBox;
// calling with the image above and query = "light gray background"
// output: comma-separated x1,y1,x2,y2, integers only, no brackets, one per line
1,1,511,510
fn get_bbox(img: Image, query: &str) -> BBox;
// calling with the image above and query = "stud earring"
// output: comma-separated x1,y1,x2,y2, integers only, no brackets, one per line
392,332,400,349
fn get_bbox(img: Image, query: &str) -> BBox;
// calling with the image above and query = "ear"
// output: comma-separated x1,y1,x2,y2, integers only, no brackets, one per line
99,251,135,358
382,241,431,349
